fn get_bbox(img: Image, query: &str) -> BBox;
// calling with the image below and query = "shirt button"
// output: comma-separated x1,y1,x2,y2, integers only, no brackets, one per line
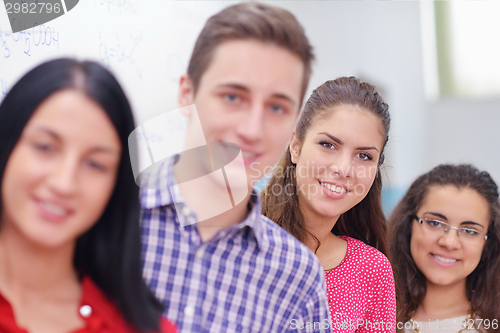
79,305,92,318
181,206,191,217
196,248,204,259
184,305,195,317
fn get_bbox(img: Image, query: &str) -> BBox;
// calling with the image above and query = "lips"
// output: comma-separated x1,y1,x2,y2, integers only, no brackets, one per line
429,253,461,268
241,150,259,159
34,197,73,222
319,181,349,194
431,253,459,263
218,142,262,164
40,201,69,216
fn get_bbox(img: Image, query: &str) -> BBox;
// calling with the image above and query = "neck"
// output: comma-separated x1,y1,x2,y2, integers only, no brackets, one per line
300,198,340,252
415,280,470,321
174,153,253,242
0,223,77,297
197,192,252,242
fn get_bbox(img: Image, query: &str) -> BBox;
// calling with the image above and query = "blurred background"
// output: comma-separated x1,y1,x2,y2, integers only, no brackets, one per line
1,0,499,215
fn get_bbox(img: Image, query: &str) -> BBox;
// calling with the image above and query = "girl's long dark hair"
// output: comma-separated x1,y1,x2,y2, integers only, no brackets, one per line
261,76,390,255
388,164,500,332
0,58,163,332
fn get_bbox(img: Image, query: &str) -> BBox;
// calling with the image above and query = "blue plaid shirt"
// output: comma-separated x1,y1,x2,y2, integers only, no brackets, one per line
140,157,331,333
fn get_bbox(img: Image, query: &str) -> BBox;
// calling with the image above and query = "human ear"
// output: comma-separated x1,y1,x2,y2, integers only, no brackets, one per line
178,74,195,113
289,131,301,164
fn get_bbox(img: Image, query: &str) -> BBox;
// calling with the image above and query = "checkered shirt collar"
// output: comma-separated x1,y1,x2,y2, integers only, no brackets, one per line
139,155,265,247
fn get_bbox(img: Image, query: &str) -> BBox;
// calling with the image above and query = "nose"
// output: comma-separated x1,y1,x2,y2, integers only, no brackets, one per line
330,151,353,178
47,154,78,196
437,227,461,250
235,102,264,143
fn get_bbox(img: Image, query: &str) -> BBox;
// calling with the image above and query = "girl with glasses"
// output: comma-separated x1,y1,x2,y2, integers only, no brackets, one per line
389,164,500,332
0,59,176,333
262,77,396,332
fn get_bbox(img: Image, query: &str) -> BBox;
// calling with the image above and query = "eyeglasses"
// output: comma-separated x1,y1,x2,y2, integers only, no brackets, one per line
413,215,488,245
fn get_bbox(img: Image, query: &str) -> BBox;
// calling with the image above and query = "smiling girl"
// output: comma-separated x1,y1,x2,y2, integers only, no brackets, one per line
389,164,500,333
0,59,176,333
262,77,396,332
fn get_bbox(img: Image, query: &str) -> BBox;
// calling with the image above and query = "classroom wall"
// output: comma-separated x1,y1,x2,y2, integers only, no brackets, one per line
427,97,500,182
276,1,429,211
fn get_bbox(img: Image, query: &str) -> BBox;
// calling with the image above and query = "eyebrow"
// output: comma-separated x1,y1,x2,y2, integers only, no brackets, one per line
216,83,298,106
318,132,380,152
425,211,448,221
34,127,120,155
424,211,485,229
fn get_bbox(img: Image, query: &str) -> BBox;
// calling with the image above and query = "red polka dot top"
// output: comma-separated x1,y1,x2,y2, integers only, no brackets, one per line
325,235,396,333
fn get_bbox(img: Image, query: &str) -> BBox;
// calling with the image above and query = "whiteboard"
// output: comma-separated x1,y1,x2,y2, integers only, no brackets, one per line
0,0,233,173
0,0,234,123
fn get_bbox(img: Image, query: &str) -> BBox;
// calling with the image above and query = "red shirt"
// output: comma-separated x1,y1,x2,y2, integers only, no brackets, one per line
0,277,176,333
325,236,396,333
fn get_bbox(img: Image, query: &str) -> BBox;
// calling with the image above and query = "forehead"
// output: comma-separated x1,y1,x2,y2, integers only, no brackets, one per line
419,185,490,227
25,90,120,149
198,39,304,105
308,106,385,148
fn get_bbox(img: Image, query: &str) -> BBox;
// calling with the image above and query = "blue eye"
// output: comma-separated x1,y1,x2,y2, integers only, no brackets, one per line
223,94,240,104
270,104,284,114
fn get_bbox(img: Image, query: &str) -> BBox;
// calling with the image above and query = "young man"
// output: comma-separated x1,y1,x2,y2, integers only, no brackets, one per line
140,3,331,332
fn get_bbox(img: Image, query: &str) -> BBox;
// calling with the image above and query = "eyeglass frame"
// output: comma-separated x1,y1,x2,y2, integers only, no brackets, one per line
412,215,488,242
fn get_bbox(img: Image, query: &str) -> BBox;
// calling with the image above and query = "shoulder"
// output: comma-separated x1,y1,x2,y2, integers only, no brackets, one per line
340,236,394,277
259,214,319,262
258,214,325,285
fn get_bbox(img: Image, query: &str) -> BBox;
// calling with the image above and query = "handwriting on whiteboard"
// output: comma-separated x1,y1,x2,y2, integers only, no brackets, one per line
99,31,143,79
94,0,138,15
0,23,59,59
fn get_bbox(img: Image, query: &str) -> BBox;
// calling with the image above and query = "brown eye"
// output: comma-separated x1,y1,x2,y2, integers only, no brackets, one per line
85,159,107,172
320,141,335,149
356,152,373,161
33,142,55,153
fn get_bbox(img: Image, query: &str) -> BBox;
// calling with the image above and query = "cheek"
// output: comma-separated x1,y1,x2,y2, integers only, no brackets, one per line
467,245,485,267
80,176,117,224
351,169,377,200
410,227,424,261
267,131,294,159
355,164,378,183
2,150,36,200
295,154,316,183
409,231,431,269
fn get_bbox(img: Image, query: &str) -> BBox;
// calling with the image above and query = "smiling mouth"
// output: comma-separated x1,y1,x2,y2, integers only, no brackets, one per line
220,143,260,159
40,201,70,216
432,254,459,263
320,181,348,194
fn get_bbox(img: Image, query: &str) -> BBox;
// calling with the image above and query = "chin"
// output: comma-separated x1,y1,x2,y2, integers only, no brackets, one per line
426,275,466,288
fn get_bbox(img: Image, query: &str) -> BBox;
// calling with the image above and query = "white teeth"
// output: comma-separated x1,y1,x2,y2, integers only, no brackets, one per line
433,255,458,263
41,202,68,216
320,182,346,194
